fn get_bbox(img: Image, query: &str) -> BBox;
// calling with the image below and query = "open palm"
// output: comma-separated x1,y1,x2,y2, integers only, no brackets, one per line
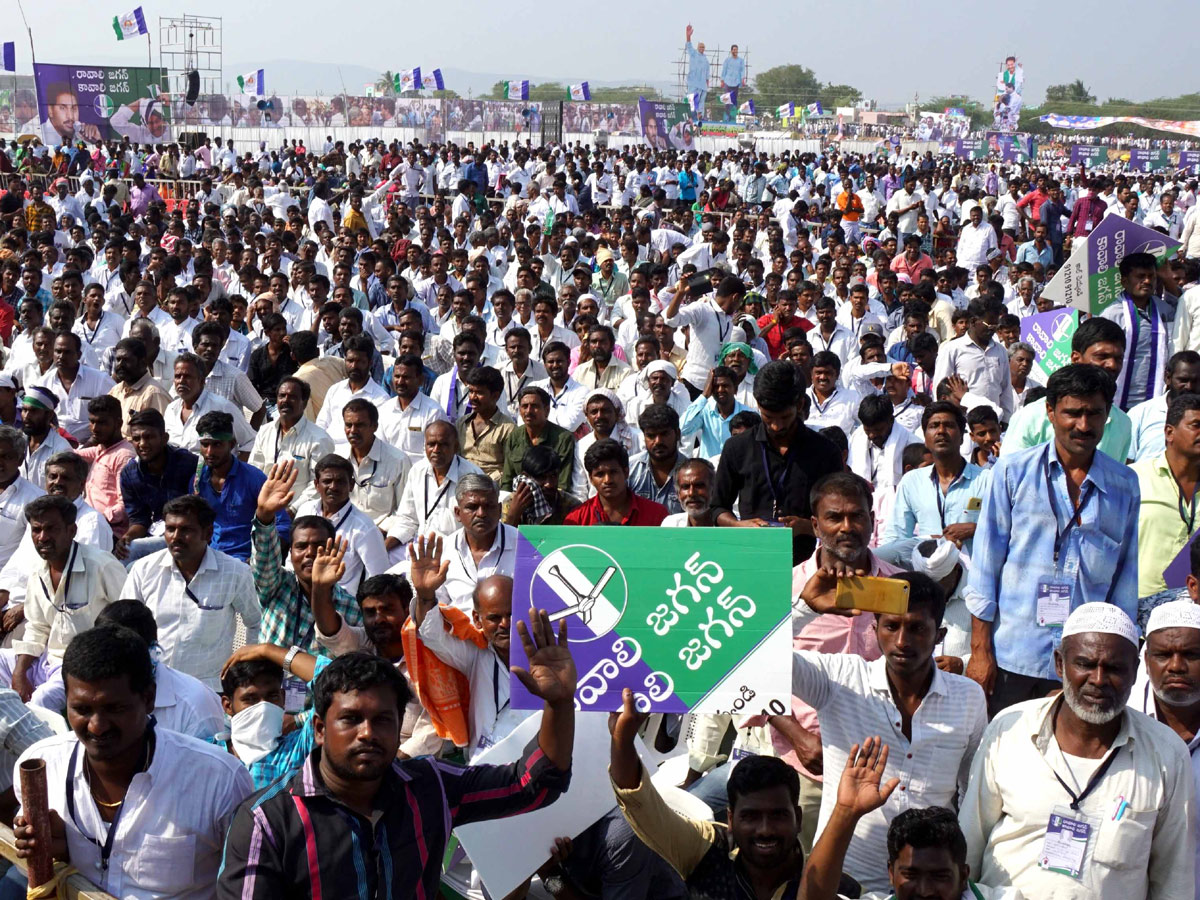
512,610,577,705
258,460,298,516
837,737,900,817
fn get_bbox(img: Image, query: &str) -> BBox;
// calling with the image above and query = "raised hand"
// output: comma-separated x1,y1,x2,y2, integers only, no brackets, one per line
511,610,576,706
312,536,348,590
407,532,450,600
257,460,298,520
836,737,899,818
608,686,649,741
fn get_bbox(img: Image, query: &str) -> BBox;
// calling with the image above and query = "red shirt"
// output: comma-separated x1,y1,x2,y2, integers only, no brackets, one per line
1016,188,1049,222
564,492,669,527
757,312,812,359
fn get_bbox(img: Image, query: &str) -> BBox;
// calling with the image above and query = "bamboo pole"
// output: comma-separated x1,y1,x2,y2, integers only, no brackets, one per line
18,758,53,889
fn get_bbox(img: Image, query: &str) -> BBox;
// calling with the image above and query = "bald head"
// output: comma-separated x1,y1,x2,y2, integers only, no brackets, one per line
473,575,513,663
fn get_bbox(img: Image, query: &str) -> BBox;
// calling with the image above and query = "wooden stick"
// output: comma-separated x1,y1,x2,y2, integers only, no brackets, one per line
18,758,53,889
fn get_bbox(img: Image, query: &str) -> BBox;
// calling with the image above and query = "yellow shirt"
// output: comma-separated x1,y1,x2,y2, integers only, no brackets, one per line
1132,453,1197,596
457,409,515,483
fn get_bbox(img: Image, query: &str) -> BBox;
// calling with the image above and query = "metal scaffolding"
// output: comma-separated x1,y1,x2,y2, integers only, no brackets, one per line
673,44,751,102
158,14,223,99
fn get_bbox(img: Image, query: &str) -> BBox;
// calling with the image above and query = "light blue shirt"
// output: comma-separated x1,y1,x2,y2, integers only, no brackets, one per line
1126,393,1167,462
680,394,750,459
1014,240,1054,268
685,43,709,93
965,443,1140,680
721,54,746,89
881,461,991,556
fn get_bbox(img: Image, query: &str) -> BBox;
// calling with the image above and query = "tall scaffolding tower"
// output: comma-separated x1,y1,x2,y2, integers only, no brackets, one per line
158,15,223,99
674,44,750,119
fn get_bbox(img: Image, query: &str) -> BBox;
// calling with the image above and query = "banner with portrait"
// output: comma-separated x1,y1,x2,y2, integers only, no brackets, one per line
637,99,695,152
992,56,1025,132
33,63,170,145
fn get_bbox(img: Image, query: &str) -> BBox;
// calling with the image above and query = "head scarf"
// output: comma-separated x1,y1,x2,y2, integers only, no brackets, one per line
718,342,758,375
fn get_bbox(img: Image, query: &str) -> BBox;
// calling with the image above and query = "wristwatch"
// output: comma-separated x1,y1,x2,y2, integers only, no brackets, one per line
282,645,301,675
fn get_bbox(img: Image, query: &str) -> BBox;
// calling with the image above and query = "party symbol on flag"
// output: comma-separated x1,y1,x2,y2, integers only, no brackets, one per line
93,95,117,119
532,545,627,640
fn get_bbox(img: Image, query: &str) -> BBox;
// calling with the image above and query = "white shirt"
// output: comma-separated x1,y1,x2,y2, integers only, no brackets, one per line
1127,394,1169,463
932,334,1013,421
663,294,735,385
15,728,254,900
333,438,411,535
529,324,580,362
152,663,226,741
959,696,1195,900
791,650,988,893
0,477,44,565
73,312,125,359
20,430,74,489
806,385,863,438
534,378,588,433
810,324,857,366
378,393,450,465
247,415,334,513
430,369,475,424
14,541,125,661
316,378,390,434
0,497,111,604
294,498,389,594
433,524,519,611
122,547,262,690
35,365,115,443
391,455,484,544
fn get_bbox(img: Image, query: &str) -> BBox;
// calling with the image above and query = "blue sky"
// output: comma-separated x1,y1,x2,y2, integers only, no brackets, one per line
13,0,1197,109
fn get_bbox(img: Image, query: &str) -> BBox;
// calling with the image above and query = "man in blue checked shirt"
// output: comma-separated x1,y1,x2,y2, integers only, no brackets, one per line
964,364,1140,718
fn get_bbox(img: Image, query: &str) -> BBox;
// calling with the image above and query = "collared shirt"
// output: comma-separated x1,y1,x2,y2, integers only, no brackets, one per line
392,455,485,544
1101,295,1175,410
76,440,135,530
0,688,56,794
965,444,1141,680
793,652,987,892
73,312,124,358
315,377,390,433
572,357,632,392
250,516,362,652
332,437,411,535
432,524,520,612
294,498,390,594
152,663,225,741
533,377,589,433
15,542,126,661
500,422,576,496
247,415,334,514
35,365,114,443
196,458,285,562
456,409,515,483
1015,239,1054,268
294,357,347,421
0,498,111,606
959,696,1195,900
499,359,547,418
120,445,198,531
1132,453,1198,597
663,295,735,385
1128,661,1200,900
680,395,752,459
932,334,1013,421
217,740,569,899
1127,394,1168,462
1002,399,1132,463
21,429,73,488
109,373,171,439
628,450,687,515
17,727,254,900
165,390,257,454
564,492,669,526
201,359,263,416
883,461,991,555
805,385,863,438
810,324,857,366
378,392,450,465
122,547,262,689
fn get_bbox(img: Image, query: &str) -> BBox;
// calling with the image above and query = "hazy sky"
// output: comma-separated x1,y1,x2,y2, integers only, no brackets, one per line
14,0,1198,111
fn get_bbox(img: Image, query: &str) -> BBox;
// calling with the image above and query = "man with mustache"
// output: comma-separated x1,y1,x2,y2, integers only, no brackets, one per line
967,364,1140,718
661,458,717,528
960,603,1194,899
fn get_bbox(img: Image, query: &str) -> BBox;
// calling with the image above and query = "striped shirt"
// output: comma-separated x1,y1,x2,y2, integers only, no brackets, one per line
217,741,570,899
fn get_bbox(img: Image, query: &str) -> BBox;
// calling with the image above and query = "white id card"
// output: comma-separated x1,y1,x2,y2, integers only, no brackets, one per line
1036,580,1071,627
1038,807,1094,879
284,676,308,714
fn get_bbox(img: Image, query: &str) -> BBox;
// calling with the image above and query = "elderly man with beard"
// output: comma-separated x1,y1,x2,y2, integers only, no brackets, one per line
662,458,718,527
960,603,1195,899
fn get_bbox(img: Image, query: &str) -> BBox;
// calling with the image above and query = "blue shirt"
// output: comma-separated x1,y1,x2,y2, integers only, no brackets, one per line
119,445,199,530
196,458,289,561
882,461,991,556
685,43,709,93
680,394,751,459
1015,239,1054,268
627,451,687,515
965,443,1140,679
721,54,746,89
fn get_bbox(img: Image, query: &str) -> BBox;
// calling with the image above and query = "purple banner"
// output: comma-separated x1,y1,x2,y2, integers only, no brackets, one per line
34,63,170,145
1180,150,1200,171
1129,148,1170,172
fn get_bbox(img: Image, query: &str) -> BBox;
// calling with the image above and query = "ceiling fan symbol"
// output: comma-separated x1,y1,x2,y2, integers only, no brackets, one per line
546,565,616,626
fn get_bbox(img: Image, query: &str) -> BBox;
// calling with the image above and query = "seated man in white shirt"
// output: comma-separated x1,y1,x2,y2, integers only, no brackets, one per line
13,625,255,898
293,453,389,596
391,420,485,545
121,494,263,690
0,495,125,710
333,398,410,564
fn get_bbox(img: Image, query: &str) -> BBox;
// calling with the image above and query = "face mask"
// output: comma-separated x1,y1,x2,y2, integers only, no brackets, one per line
229,701,284,765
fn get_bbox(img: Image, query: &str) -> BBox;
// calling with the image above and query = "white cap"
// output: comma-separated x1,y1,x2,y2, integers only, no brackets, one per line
1061,603,1139,647
1146,600,1200,636
910,539,961,582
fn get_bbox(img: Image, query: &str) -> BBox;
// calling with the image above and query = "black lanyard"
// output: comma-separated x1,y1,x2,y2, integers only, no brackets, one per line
40,542,79,612
330,504,354,532
81,315,105,345
460,528,506,580
760,441,796,519
357,457,379,488
1052,741,1122,811
424,472,453,520
931,464,965,531
65,725,154,872
1044,450,1095,566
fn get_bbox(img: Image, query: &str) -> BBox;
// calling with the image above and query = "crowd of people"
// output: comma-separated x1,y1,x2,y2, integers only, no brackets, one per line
0,120,1194,899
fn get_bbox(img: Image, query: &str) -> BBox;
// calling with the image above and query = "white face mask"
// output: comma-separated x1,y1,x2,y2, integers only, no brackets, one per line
229,701,284,765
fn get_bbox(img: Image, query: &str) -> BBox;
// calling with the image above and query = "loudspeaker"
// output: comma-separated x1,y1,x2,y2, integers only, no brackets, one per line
185,70,200,106
178,131,206,151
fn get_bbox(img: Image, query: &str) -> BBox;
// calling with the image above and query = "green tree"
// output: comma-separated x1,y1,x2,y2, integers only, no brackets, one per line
431,89,460,100
750,64,824,108
923,95,991,130
375,70,395,97
820,83,863,110
588,85,662,103
1045,80,1095,104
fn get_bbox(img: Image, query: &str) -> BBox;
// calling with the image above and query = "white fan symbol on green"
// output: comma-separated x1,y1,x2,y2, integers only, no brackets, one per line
93,95,116,119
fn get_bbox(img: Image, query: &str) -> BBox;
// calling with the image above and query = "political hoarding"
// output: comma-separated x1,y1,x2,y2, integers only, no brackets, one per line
985,131,1035,162
34,63,169,145
1070,145,1107,166
916,110,971,141
509,527,792,715
637,99,695,152
1020,309,1080,382
993,55,1024,132
1039,215,1182,316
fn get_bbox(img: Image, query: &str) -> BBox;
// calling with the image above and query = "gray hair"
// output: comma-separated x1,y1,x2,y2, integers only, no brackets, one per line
455,473,499,503
0,425,26,460
1008,341,1035,360
129,318,160,341
1018,275,1037,288
46,451,89,484
514,288,534,304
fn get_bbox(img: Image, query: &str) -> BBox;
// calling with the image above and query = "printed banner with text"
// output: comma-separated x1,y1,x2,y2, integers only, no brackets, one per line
33,63,169,145
637,98,696,152
510,527,791,714
1020,309,1079,382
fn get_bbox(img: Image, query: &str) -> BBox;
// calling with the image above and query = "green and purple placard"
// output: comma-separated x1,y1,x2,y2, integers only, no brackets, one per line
510,526,792,714
1020,309,1079,382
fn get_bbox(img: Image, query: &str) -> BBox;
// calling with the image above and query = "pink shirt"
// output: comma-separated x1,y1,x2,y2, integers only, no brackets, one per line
76,440,135,536
744,551,902,783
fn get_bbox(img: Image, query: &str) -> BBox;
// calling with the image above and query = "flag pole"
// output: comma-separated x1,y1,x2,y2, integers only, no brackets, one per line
146,30,152,69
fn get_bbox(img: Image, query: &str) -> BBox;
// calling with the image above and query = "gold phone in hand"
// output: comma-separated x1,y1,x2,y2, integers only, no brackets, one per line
834,575,911,615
